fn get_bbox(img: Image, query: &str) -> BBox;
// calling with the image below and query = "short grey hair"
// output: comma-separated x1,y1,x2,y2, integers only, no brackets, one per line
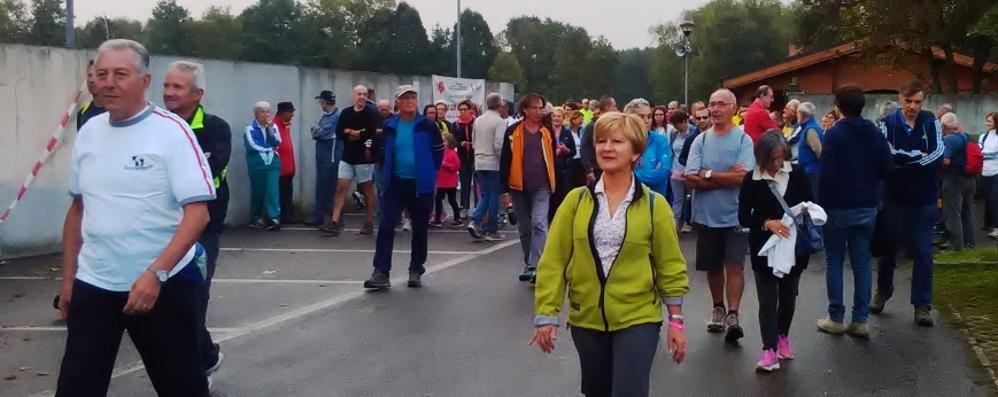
96,39,150,75
941,112,959,129
798,102,816,116
623,98,651,113
254,101,271,112
879,101,898,118
486,93,503,110
167,60,206,91
785,99,800,110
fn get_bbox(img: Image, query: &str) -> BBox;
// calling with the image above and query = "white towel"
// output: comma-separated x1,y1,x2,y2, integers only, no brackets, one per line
757,202,827,277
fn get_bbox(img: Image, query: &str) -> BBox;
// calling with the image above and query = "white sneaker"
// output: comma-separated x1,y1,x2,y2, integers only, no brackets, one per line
680,224,693,233
989,228,998,239
402,218,411,232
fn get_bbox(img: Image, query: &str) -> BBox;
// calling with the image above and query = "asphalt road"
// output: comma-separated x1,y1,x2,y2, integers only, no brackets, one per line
0,213,992,396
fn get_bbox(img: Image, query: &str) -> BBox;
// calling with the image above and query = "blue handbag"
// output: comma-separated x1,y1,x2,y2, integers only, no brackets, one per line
768,182,823,256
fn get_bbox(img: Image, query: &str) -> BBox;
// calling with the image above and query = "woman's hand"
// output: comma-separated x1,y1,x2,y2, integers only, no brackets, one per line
667,325,686,363
764,219,790,238
529,325,558,353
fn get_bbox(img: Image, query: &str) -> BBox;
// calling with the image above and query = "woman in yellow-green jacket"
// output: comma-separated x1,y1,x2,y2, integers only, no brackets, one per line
530,112,690,397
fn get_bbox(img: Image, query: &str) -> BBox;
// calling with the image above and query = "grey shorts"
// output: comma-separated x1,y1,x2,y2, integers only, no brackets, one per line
694,225,748,271
338,163,375,183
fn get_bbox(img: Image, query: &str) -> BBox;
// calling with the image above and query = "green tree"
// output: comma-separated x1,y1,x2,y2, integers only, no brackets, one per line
583,37,619,98
0,0,29,43
791,0,845,51
503,16,571,94
453,9,497,79
487,51,526,90
552,26,593,100
189,6,243,60
426,24,454,75
614,48,655,103
145,0,192,55
239,0,305,64
28,0,64,46
298,0,394,68
353,3,433,74
652,0,793,104
76,17,145,49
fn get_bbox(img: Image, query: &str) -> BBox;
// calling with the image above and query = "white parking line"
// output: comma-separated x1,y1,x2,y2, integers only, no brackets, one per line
0,277,362,284
1,325,242,333
104,239,519,381
219,248,477,255
281,227,470,233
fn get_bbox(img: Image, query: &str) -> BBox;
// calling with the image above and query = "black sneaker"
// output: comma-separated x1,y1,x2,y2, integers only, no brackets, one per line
358,222,374,235
205,343,223,377
518,267,536,282
266,219,281,231
363,270,391,289
507,208,518,225
320,221,341,236
407,272,422,288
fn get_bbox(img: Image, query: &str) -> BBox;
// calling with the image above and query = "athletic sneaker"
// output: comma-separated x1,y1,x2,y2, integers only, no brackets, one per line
352,191,365,209
483,232,505,241
707,306,725,333
989,228,998,239
358,222,374,235
249,219,265,229
915,306,934,327
777,335,794,360
755,349,780,372
518,266,536,282
449,219,464,227
467,221,483,240
870,290,889,314
266,219,281,231
507,208,518,225
816,317,846,335
363,270,391,289
724,312,744,342
320,221,341,236
680,224,693,234
407,272,422,288
429,220,443,228
401,217,412,232
205,344,223,390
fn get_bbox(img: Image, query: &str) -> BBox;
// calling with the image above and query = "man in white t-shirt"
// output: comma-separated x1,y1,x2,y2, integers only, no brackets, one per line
55,39,214,396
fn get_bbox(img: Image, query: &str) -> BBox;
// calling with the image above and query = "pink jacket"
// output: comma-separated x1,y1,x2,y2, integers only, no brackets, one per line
437,148,460,188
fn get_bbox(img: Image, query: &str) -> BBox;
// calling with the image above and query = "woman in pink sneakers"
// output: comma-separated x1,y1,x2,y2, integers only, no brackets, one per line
737,130,814,372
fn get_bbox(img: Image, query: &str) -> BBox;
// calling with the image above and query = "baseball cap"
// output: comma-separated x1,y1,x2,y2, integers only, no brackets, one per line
315,90,336,102
394,85,418,99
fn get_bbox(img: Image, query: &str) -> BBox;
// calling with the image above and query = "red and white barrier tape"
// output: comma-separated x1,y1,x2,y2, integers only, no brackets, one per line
0,83,86,226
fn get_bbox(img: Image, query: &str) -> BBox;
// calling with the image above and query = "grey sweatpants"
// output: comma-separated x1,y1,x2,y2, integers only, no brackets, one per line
511,189,550,268
942,173,976,249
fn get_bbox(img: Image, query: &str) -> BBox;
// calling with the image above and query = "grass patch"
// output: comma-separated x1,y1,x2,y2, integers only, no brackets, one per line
935,258,998,371
935,247,998,264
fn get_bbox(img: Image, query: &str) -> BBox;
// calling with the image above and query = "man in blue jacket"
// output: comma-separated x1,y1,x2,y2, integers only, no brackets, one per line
364,85,444,289
871,80,944,327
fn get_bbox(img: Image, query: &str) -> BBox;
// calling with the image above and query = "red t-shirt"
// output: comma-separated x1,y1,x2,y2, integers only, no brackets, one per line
275,120,296,176
743,101,778,143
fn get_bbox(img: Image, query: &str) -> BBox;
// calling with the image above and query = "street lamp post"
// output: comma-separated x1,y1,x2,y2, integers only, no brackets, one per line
677,21,695,107
456,0,462,78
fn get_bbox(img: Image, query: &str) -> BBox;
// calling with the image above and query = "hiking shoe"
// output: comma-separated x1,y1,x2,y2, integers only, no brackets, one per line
266,219,281,231
467,221,483,240
870,291,889,314
407,272,422,288
402,218,412,232
320,221,341,236
755,349,780,372
249,219,265,229
845,322,870,338
816,317,846,335
724,312,744,342
358,222,374,235
483,232,505,241
518,267,536,282
777,335,794,360
363,270,391,289
707,306,725,333
915,306,934,327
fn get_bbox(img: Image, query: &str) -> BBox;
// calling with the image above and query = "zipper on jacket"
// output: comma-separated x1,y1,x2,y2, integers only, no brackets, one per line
585,188,611,332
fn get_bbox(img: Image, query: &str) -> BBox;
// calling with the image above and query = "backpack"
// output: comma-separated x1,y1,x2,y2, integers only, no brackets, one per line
964,133,984,176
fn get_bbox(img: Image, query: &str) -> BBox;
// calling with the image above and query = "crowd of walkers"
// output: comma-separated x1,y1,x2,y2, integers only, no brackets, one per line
62,37,998,397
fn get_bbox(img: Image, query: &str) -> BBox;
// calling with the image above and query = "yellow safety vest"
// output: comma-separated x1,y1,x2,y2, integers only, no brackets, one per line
189,106,227,188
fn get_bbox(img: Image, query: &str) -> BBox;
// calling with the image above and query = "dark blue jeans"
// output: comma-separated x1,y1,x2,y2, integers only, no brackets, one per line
312,139,341,224
876,204,937,308
823,208,877,324
471,171,501,233
57,257,208,396
373,177,433,275
197,232,220,373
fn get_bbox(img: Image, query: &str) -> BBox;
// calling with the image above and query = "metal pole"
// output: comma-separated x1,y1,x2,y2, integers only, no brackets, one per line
456,0,462,78
65,0,75,48
683,50,689,107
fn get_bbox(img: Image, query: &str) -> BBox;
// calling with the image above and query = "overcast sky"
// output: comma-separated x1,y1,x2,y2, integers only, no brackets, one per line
70,0,710,50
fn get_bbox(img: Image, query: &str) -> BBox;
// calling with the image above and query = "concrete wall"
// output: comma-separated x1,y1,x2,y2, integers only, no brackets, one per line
0,44,514,259
790,93,998,134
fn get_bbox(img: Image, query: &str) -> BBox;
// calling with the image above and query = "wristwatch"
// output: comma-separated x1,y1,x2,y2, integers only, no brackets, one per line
146,265,168,283
668,313,685,324
704,169,713,180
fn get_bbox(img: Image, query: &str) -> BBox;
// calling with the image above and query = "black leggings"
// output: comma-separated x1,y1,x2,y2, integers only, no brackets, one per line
753,262,804,350
435,188,460,222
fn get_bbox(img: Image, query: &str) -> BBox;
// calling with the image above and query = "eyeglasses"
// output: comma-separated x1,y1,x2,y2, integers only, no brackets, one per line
695,116,710,120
